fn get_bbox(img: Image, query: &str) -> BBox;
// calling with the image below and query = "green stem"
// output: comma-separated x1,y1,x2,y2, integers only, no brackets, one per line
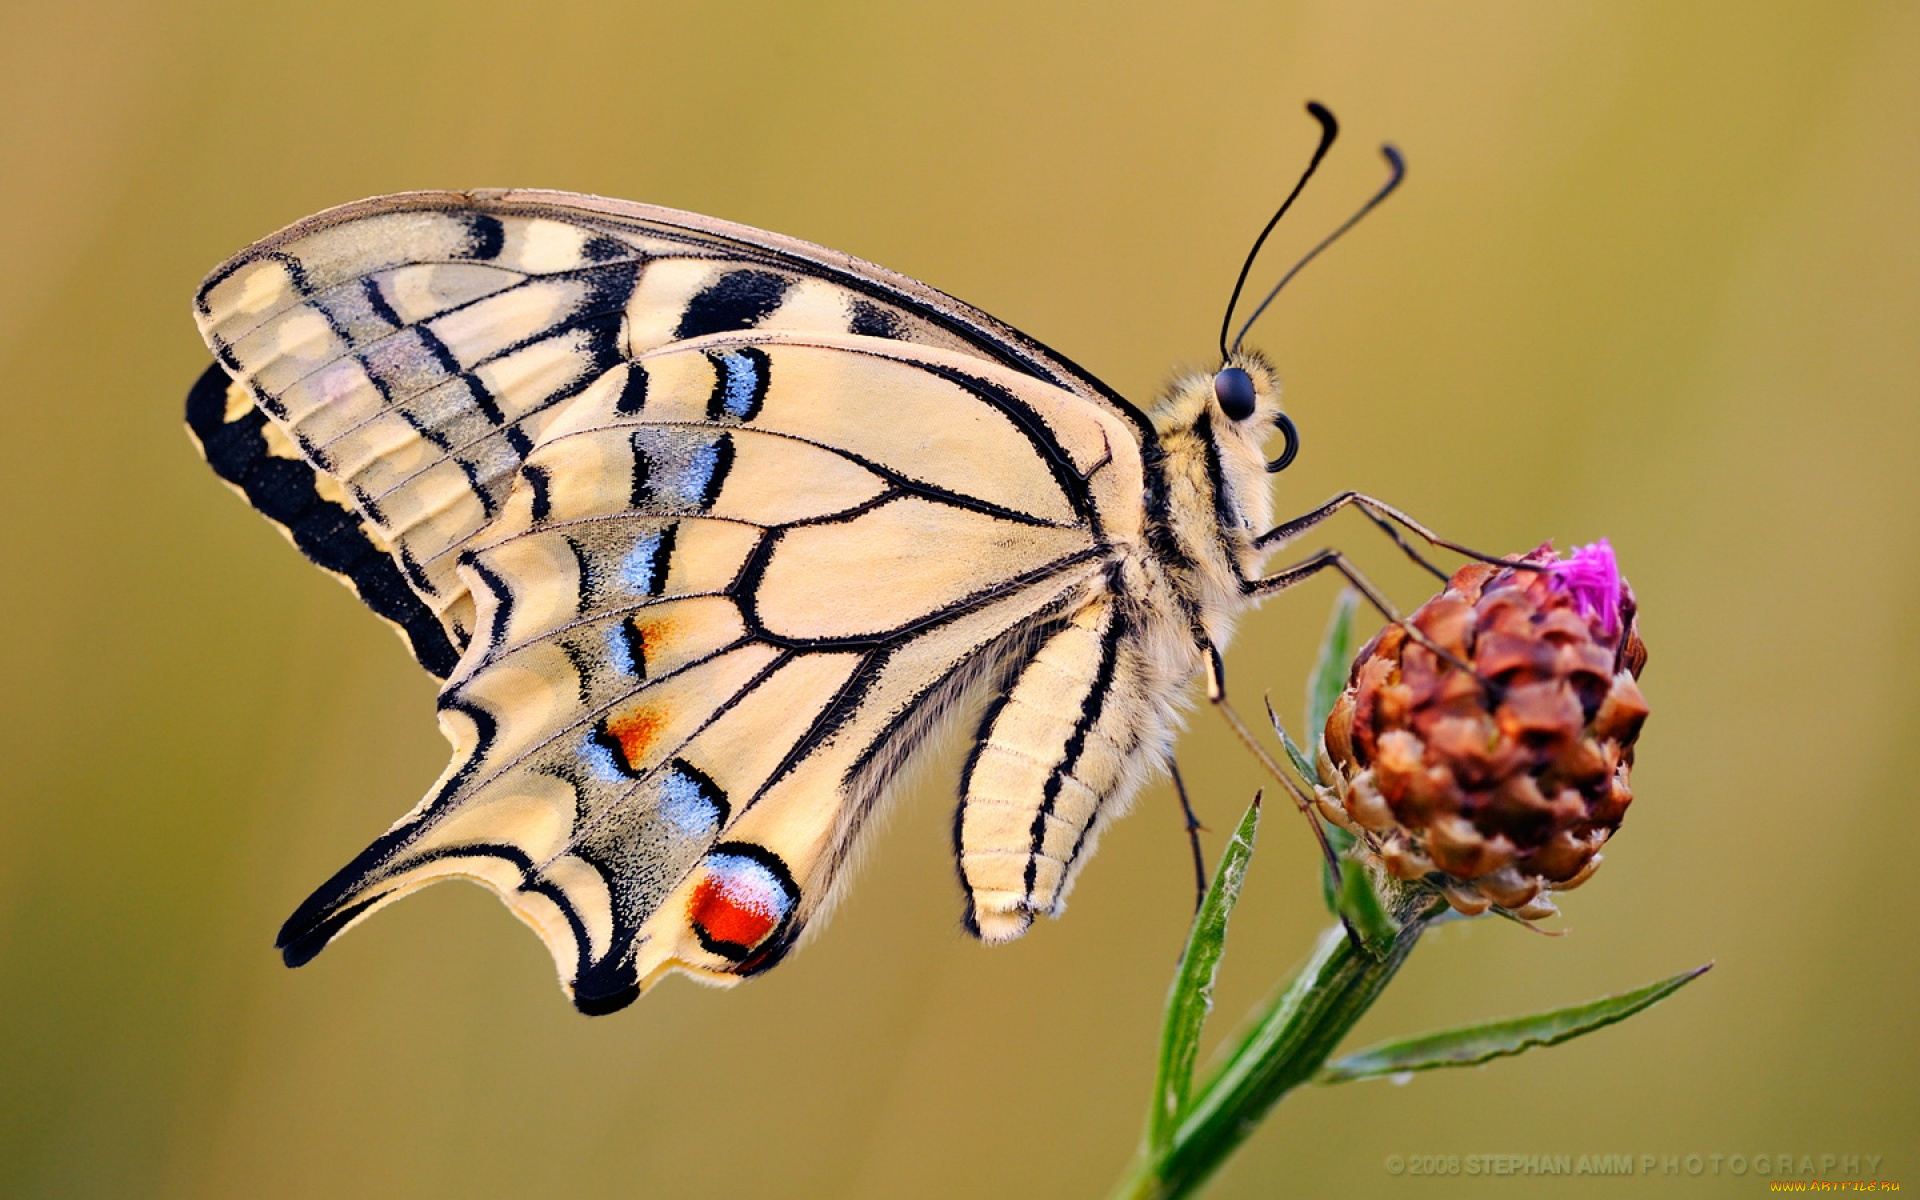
1111,901,1438,1200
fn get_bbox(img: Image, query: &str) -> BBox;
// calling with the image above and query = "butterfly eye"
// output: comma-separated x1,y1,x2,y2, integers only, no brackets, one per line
1213,366,1258,421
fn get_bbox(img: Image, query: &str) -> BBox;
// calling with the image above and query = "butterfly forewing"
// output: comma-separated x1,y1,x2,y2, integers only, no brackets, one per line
193,205,646,667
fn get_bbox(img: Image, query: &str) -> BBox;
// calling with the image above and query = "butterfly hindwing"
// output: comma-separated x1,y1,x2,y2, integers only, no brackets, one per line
267,328,1148,1011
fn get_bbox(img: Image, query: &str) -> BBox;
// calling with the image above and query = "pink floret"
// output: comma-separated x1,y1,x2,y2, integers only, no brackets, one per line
1548,539,1623,638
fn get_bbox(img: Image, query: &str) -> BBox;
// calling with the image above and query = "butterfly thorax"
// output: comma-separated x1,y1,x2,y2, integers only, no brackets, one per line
1141,353,1282,656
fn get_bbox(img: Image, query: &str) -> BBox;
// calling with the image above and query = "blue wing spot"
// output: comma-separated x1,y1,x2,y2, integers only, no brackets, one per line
618,527,671,594
683,439,724,505
705,347,770,422
606,615,649,679
659,758,730,837
581,732,629,783
630,432,733,511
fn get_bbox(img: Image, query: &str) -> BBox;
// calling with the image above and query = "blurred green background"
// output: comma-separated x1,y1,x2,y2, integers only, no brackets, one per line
3,2,1914,1196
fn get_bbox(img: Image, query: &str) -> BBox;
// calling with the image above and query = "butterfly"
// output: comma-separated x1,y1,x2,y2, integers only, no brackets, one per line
188,104,1412,1014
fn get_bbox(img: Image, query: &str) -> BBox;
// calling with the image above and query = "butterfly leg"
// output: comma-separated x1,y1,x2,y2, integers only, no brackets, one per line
1243,545,1404,615
1199,644,1347,895
1243,548,1480,678
1256,490,1534,581
1210,546,1465,945
1168,760,1209,913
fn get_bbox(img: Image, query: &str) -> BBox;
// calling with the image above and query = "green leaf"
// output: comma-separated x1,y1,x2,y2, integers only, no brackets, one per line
1316,962,1714,1084
1115,899,1442,1200
1316,825,1348,917
1306,588,1360,736
1147,797,1262,1154
1333,858,1397,955
1270,704,1318,784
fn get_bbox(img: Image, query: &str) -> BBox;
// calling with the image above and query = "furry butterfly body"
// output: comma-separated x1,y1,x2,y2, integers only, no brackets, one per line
189,189,1304,1014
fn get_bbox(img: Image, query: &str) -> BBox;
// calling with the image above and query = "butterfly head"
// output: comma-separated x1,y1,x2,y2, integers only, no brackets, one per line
1212,360,1299,475
1152,351,1294,472
1147,352,1291,597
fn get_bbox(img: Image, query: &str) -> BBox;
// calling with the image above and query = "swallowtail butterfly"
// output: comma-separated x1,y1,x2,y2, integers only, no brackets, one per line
188,105,1421,1014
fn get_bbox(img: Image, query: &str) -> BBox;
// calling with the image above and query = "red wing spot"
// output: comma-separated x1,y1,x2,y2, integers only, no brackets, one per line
689,874,779,950
605,707,666,770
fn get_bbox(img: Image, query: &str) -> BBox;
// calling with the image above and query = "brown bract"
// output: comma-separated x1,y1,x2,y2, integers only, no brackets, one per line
1318,546,1648,920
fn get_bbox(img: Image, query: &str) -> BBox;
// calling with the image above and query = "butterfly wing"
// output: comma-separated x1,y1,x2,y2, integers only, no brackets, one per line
189,192,1168,1011
189,191,1155,676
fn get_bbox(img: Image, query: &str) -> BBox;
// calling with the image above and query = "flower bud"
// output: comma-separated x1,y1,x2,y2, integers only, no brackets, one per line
1317,541,1648,920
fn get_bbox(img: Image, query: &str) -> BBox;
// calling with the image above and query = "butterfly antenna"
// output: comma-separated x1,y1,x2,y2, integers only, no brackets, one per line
1217,101,1340,365
1229,142,1406,356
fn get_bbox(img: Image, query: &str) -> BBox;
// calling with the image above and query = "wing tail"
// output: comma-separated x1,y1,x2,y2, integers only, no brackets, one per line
274,789,642,1014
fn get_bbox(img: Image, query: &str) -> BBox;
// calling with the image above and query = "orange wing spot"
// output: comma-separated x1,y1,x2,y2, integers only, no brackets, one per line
604,707,667,769
689,875,779,950
636,618,675,657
